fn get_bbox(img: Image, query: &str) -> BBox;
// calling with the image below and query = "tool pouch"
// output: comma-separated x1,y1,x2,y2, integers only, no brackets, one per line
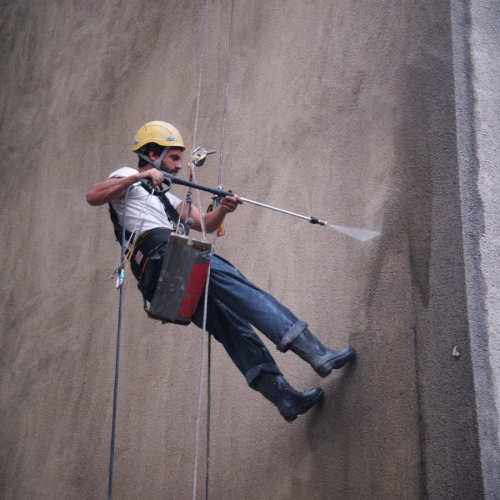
131,229,212,325
148,233,212,325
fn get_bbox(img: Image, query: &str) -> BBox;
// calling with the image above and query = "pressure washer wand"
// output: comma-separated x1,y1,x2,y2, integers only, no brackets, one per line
237,198,326,225
162,173,327,225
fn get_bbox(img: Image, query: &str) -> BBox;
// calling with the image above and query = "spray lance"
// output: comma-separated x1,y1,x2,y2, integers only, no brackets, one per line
142,147,380,242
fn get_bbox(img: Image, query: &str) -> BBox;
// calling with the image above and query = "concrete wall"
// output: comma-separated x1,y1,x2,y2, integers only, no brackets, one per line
0,0,497,499
451,0,500,497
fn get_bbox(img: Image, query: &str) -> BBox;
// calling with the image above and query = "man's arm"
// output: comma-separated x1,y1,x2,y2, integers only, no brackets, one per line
178,194,243,233
86,168,164,206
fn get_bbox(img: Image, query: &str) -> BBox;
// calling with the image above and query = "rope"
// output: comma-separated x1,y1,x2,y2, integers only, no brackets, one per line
217,0,236,185
192,265,212,500
205,331,212,499
106,184,165,500
193,2,237,498
107,184,134,500
107,278,124,500
191,0,211,154
190,0,212,499
191,166,208,239
192,2,237,499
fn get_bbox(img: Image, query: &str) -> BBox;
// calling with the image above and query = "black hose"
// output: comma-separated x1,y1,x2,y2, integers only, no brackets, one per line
162,173,233,198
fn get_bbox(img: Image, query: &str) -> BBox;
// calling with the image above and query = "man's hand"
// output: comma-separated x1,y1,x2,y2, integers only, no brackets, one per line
141,168,164,187
186,191,243,233
220,192,243,214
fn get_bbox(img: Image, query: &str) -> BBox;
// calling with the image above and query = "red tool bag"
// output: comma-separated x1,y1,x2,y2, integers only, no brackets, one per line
147,233,212,325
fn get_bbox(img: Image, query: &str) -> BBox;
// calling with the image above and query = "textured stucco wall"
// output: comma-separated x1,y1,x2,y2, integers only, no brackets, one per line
451,0,500,497
0,0,495,499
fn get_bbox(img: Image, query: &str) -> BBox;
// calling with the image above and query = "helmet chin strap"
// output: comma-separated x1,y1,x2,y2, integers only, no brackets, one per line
137,147,170,169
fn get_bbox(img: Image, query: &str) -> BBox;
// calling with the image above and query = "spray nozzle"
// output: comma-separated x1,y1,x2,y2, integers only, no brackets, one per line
309,217,327,226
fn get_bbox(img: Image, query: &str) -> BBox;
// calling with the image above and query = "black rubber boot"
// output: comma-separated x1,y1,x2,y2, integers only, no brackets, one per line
278,328,356,378
254,373,324,422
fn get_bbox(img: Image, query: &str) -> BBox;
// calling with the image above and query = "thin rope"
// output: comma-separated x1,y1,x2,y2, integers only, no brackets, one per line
107,184,134,500
192,1,236,499
107,279,124,500
174,172,207,240
192,265,212,500
191,0,211,499
191,0,211,153
175,185,191,236
205,332,212,500
217,0,236,185
191,167,208,239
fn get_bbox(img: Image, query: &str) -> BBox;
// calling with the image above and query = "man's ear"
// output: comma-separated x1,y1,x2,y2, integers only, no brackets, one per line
148,150,159,161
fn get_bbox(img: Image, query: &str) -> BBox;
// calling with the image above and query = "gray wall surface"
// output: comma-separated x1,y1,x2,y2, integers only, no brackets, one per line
452,0,500,497
1,0,498,499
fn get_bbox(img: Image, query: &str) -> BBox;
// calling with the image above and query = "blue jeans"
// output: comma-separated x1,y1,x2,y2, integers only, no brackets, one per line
191,255,308,388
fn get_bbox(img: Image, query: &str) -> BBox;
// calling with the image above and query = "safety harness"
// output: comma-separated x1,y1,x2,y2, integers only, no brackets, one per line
108,184,182,250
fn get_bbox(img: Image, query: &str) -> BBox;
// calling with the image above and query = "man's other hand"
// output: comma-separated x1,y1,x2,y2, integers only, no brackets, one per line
220,192,243,214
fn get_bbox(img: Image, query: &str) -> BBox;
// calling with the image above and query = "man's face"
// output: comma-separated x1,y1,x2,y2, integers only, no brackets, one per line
150,148,183,175
161,148,183,175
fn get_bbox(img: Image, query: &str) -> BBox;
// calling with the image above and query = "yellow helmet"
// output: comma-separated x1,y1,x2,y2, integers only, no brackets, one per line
132,121,185,151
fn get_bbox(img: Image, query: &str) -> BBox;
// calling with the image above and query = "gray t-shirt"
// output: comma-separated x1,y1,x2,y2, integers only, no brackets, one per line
108,167,182,234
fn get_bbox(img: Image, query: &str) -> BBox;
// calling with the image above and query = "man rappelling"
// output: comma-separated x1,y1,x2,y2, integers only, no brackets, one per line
86,120,356,422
